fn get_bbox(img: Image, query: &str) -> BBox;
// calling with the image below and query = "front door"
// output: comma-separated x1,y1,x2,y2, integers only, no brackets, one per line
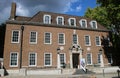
72,53,79,68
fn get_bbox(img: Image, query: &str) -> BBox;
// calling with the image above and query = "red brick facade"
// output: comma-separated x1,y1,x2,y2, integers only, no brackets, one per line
3,3,111,70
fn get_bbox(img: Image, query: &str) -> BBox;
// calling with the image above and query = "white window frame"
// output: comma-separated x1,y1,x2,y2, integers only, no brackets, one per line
73,34,78,44
95,36,101,46
29,31,38,44
60,53,66,67
97,53,101,64
10,52,18,67
43,14,51,24
29,52,37,67
68,18,76,26
11,30,20,43
84,35,91,46
58,33,65,45
90,20,97,29
79,19,87,28
44,32,52,44
44,53,52,66
56,16,64,25
86,53,92,65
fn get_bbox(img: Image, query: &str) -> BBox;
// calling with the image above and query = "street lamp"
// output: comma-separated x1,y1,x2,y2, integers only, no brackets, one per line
57,47,60,54
57,47,61,69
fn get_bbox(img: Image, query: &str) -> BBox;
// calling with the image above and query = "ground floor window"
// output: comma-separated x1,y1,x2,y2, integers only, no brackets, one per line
87,53,92,65
29,53,37,66
60,53,66,67
108,53,113,64
10,52,18,67
44,53,52,66
98,53,101,64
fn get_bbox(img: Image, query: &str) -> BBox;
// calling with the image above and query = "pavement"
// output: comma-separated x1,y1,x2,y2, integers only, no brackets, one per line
1,73,119,78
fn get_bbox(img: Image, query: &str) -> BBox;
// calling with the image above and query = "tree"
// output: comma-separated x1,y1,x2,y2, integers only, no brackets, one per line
0,23,6,58
85,0,120,65
85,7,111,29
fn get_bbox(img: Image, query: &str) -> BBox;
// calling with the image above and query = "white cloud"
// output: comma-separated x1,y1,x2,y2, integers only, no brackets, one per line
0,0,82,23
16,3,29,16
76,5,82,12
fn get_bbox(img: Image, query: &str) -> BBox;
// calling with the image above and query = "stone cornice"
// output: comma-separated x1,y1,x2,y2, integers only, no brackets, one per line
6,20,110,32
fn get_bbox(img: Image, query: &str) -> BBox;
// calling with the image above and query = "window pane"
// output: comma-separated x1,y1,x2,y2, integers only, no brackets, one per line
12,31,19,43
59,34,64,44
98,53,101,63
45,54,51,65
82,20,86,27
58,18,63,25
29,53,36,66
30,32,37,43
96,36,100,46
60,54,65,66
85,36,90,45
87,53,92,64
44,15,51,24
70,19,75,26
92,22,97,29
10,53,18,66
73,34,77,44
45,33,51,44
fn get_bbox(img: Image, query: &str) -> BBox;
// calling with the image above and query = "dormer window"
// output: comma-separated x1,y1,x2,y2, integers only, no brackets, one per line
90,21,97,29
57,16,64,25
80,19,87,28
43,15,51,24
69,18,76,26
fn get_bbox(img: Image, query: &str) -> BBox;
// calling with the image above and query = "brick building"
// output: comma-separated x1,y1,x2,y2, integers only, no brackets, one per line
4,3,112,71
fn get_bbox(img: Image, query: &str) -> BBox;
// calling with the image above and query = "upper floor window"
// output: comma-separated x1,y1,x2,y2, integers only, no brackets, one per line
44,53,52,66
30,31,37,44
68,18,76,26
85,35,91,46
73,34,78,44
29,52,37,66
11,30,20,43
43,15,51,24
10,52,18,67
57,16,64,25
44,32,52,44
58,33,65,45
90,21,97,29
95,36,101,46
80,19,87,28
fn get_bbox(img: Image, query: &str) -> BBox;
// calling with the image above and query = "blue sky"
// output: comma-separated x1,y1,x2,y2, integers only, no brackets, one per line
0,0,97,24
66,0,97,16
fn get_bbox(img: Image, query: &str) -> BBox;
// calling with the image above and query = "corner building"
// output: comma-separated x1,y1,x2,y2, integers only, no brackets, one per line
4,3,112,70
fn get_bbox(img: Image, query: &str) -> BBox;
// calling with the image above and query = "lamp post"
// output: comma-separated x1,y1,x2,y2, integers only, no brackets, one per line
99,49,104,67
57,47,61,69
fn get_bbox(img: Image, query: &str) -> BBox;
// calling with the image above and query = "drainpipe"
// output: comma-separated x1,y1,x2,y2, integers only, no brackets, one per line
20,26,24,69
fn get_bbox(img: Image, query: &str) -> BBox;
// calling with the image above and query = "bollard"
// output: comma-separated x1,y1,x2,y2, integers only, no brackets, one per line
117,70,120,77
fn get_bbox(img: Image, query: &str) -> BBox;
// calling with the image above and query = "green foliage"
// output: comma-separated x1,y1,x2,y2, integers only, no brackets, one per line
97,0,120,65
84,7,111,29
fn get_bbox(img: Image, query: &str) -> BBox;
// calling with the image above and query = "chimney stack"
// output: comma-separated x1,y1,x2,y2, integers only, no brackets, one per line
10,2,16,20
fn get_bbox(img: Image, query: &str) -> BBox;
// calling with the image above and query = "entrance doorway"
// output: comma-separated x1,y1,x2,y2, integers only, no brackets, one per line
72,53,79,68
